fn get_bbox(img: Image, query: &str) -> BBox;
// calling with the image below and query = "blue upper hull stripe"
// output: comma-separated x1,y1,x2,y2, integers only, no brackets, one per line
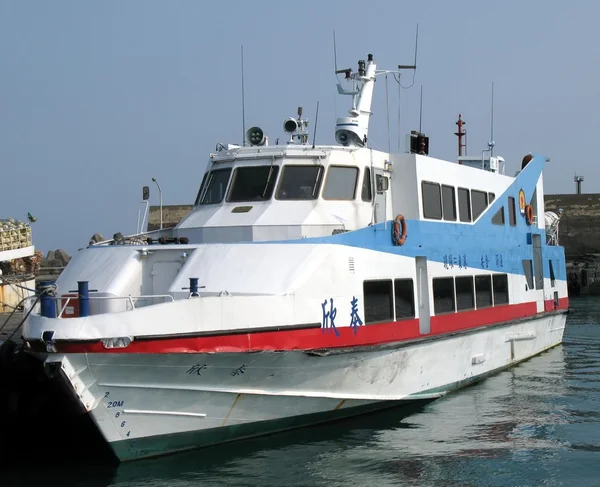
269,154,567,280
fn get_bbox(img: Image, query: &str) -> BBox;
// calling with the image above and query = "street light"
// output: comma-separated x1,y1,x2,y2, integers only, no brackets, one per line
151,177,163,230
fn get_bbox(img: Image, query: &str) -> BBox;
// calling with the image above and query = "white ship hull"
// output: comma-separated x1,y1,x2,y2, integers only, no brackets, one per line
48,311,566,461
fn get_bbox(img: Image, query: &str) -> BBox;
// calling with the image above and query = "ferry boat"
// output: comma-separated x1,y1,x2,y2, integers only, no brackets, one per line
0,218,38,317
21,52,568,462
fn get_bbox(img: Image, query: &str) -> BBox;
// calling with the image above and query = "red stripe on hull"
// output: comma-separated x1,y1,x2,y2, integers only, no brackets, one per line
49,298,568,355
430,302,536,335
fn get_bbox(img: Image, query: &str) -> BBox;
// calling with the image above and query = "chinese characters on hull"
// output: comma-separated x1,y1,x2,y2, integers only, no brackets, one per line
321,297,364,336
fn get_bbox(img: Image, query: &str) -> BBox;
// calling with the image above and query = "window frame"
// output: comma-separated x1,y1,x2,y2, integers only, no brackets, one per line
492,273,509,305
458,187,472,222
474,275,493,309
441,184,457,221
471,190,489,221
226,165,280,203
422,181,443,220
394,278,415,320
455,275,475,311
363,279,394,324
433,277,456,315
274,164,324,201
322,165,359,201
522,259,534,289
492,207,505,225
361,166,372,202
508,197,517,226
196,167,233,205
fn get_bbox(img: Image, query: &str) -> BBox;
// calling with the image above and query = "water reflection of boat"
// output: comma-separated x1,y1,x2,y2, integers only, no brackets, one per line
21,50,568,462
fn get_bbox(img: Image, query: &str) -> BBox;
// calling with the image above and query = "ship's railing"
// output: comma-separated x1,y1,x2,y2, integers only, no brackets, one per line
45,294,175,318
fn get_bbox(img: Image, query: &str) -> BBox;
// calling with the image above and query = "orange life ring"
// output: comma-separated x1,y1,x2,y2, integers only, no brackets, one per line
392,214,407,246
525,204,534,226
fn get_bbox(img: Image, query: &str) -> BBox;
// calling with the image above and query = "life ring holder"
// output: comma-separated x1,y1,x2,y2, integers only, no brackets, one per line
392,214,407,246
525,204,534,226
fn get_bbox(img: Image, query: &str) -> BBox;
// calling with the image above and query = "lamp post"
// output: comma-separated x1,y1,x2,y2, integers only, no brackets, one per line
151,177,163,230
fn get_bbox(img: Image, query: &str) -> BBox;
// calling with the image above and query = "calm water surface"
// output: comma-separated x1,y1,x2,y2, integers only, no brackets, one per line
4,297,600,486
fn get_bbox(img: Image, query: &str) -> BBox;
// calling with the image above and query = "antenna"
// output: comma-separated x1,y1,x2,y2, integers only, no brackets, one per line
398,23,419,70
455,114,466,157
333,30,339,73
312,101,320,148
241,45,246,147
397,23,419,152
489,81,495,156
419,85,423,133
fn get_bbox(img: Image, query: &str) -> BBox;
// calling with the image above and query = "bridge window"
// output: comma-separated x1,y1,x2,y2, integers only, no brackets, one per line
323,166,359,200
489,192,495,203
493,274,509,305
471,190,488,220
361,167,372,202
227,165,279,202
442,185,456,221
433,277,455,314
455,276,475,311
276,165,323,200
458,188,471,222
508,197,517,226
475,275,493,308
394,279,415,320
363,280,393,324
422,181,442,219
197,168,232,205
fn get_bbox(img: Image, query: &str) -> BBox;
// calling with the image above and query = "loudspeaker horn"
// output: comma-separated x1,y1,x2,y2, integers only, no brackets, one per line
246,126,266,146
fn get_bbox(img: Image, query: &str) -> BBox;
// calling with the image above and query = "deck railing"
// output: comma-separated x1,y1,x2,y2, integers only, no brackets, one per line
56,294,175,318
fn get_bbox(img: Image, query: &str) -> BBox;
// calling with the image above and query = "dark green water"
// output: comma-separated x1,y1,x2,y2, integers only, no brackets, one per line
4,297,600,486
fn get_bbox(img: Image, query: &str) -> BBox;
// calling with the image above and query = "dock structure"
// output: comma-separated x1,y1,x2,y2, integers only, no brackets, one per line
0,312,24,343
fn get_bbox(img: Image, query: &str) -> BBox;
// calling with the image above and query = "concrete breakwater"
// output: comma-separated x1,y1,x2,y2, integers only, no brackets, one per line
544,194,600,296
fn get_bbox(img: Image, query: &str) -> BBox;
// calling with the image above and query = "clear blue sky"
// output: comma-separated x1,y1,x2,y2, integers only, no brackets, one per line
1,0,598,254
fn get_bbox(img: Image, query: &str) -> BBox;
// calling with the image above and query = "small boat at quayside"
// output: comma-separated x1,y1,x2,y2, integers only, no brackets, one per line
21,51,568,462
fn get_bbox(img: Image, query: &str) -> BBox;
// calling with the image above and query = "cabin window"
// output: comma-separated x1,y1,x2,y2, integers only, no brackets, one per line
522,259,534,289
492,274,509,305
323,166,359,200
433,277,455,314
422,181,442,219
363,280,393,324
458,188,471,222
198,168,232,205
376,174,389,192
442,185,457,221
549,259,556,287
227,165,280,202
194,171,209,205
508,197,517,226
394,279,415,320
492,207,505,225
455,276,475,311
361,167,372,202
489,192,495,203
471,190,488,220
475,275,493,308
276,165,323,200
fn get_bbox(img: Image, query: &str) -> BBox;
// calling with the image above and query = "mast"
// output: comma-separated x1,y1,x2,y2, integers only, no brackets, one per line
334,54,377,147
455,113,466,157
